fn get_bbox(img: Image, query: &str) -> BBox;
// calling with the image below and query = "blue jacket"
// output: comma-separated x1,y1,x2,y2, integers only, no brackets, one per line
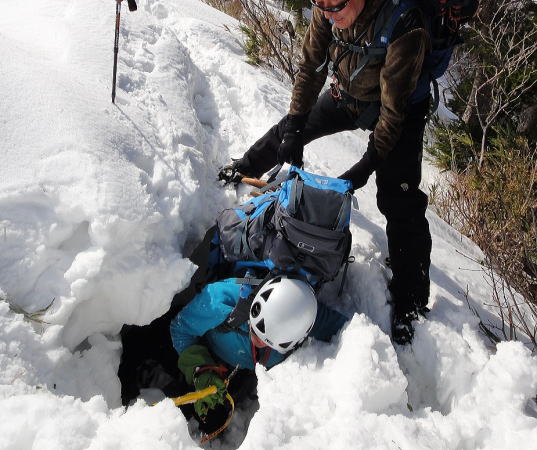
170,278,348,370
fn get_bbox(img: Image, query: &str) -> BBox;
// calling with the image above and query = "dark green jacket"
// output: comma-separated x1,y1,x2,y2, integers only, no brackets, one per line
289,0,430,160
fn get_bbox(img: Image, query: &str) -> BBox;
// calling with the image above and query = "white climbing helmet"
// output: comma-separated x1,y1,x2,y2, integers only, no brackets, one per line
249,276,318,353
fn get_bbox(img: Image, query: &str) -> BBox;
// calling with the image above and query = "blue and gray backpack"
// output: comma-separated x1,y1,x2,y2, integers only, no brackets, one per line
215,165,354,285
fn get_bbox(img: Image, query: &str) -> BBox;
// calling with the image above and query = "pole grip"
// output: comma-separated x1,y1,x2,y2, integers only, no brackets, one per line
127,0,137,11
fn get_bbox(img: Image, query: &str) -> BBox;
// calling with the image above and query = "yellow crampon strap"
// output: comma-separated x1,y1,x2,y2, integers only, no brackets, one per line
170,385,217,406
200,393,235,444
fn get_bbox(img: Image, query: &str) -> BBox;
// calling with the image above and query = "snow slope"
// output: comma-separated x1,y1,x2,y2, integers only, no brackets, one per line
0,0,536,448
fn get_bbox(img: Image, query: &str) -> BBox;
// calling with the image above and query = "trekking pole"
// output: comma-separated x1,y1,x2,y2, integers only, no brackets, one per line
111,0,137,103
111,0,121,104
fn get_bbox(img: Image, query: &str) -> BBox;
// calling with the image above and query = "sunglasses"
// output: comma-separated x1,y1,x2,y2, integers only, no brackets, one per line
310,0,351,13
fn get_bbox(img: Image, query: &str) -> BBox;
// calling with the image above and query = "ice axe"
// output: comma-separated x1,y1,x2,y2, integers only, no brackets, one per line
112,0,137,103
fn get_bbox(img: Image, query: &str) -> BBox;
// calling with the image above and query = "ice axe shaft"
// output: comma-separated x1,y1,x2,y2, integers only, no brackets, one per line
241,177,280,197
241,177,268,189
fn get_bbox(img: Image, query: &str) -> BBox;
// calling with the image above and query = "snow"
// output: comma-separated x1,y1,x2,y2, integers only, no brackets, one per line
1,0,536,449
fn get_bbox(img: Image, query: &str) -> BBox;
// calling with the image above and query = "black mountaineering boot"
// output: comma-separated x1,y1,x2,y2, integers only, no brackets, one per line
388,266,430,345
391,308,418,345
391,305,429,345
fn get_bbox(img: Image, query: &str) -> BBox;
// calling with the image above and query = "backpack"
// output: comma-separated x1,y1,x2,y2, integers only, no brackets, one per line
322,0,480,115
216,165,355,285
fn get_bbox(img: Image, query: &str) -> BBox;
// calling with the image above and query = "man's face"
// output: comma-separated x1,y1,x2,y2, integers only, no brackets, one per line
312,0,366,29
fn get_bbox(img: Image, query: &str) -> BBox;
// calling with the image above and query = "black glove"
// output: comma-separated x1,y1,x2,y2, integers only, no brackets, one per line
277,114,308,167
217,159,245,185
338,135,381,190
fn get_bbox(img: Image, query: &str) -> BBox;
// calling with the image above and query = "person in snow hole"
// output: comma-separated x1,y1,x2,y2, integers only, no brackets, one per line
218,0,432,345
119,228,348,435
168,273,347,429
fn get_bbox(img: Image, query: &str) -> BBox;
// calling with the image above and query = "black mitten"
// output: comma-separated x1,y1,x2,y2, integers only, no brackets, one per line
338,135,381,190
277,114,308,167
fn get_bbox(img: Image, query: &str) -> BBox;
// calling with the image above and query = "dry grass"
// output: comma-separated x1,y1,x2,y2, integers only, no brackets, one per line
1,294,54,326
430,142,537,349
203,0,243,19
203,0,303,83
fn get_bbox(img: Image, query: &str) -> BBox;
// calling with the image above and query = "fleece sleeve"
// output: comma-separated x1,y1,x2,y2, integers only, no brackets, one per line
289,7,333,115
309,302,349,342
374,28,429,159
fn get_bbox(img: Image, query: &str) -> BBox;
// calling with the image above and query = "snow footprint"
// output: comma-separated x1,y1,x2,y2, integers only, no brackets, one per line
117,26,163,98
134,43,156,73
117,71,146,94
144,0,169,19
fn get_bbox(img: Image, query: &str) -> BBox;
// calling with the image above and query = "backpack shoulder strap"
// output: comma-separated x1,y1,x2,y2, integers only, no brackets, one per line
333,192,353,231
215,269,276,336
287,175,303,216
347,0,421,81
375,0,421,45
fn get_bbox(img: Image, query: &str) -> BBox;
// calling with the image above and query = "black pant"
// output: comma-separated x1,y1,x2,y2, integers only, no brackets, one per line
241,90,431,312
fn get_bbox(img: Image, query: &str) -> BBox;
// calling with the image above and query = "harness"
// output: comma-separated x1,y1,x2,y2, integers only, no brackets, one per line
317,0,442,123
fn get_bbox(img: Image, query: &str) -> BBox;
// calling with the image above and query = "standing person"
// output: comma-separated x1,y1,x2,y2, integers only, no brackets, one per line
219,0,432,345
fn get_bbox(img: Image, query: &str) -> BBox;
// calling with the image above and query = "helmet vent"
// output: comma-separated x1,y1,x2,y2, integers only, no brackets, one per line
260,289,272,302
251,302,262,318
279,341,292,349
271,276,282,284
256,319,265,334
